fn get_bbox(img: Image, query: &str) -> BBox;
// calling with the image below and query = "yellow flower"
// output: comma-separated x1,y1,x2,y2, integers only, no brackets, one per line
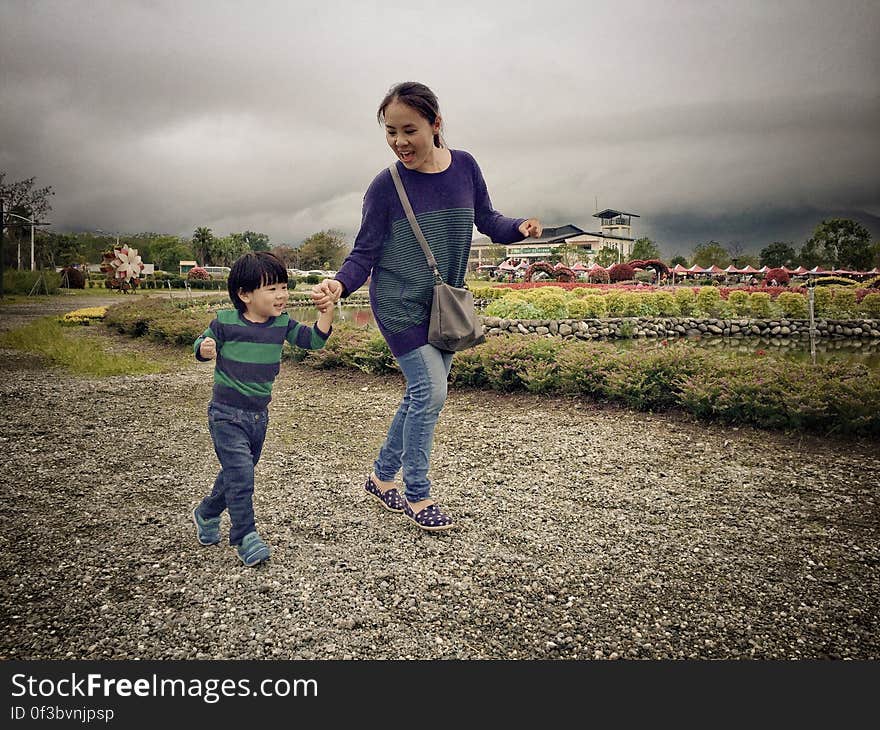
62,306,108,325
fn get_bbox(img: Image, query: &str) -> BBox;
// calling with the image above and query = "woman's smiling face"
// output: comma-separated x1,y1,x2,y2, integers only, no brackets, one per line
383,100,442,173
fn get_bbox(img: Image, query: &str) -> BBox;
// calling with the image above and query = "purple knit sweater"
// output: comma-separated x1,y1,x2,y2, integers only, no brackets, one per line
335,149,526,357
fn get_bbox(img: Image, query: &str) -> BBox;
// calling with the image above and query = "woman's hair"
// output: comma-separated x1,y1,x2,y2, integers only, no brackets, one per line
377,81,444,148
228,251,288,313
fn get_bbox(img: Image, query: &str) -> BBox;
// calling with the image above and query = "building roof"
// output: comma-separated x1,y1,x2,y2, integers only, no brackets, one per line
480,225,590,247
593,209,640,219
567,231,635,242
483,222,636,247
523,224,588,245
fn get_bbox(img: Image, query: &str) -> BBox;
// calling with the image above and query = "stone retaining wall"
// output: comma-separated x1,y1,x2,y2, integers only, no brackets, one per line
480,316,880,341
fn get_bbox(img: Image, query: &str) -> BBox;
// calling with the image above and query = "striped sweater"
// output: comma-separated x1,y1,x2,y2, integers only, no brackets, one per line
334,149,526,357
194,309,330,411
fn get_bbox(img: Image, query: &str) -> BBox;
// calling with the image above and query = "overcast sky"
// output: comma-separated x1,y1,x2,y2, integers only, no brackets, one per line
2,0,878,256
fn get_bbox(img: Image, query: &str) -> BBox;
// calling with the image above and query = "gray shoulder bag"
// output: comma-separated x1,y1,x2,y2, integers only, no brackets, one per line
388,163,486,352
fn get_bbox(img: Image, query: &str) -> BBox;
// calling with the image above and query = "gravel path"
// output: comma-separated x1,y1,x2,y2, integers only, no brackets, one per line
1,296,878,659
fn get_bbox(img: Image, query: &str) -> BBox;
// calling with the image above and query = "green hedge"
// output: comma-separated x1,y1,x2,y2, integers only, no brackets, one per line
1,270,61,295
104,297,211,340
293,326,879,436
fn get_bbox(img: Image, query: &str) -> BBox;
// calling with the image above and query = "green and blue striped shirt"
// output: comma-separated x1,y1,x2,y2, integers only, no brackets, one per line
194,309,330,410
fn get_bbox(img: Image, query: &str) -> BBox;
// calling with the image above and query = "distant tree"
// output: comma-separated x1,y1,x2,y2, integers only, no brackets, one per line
484,243,508,264
594,246,620,268
692,240,731,268
233,231,270,252
760,241,797,268
132,234,193,272
209,235,251,266
870,241,880,268
192,227,214,265
798,238,826,269
297,230,347,270
801,218,872,271
32,231,80,269
75,232,116,263
271,244,298,267
725,240,747,263
0,173,54,220
669,254,688,267
736,253,761,268
549,241,580,266
1,173,55,267
631,236,661,261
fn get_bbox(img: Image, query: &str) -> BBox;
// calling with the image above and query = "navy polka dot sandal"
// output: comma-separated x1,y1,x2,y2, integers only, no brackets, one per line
403,500,455,532
364,475,405,513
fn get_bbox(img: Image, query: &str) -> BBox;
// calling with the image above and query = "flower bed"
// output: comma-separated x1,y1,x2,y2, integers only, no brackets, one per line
473,285,878,319
487,281,873,300
60,306,108,325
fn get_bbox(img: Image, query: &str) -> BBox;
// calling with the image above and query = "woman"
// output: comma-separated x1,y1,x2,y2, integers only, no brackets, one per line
312,81,542,531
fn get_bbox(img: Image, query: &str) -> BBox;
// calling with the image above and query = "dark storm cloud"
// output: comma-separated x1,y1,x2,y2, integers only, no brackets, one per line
1,0,878,253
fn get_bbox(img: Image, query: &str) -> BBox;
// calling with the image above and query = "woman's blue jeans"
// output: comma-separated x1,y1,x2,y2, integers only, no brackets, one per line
374,344,454,503
199,401,269,546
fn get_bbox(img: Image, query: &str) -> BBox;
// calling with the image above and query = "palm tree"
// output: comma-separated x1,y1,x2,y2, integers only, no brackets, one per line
192,227,214,266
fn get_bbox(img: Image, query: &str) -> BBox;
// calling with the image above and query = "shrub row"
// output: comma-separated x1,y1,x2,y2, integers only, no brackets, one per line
102,294,336,345
85,274,302,290
102,299,880,435
104,297,212,344
293,326,879,436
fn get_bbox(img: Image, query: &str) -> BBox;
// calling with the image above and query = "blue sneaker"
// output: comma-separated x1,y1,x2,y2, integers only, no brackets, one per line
192,506,221,545
236,531,270,567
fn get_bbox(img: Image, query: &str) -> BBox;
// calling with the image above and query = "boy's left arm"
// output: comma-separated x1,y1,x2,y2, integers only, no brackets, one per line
194,320,220,361
315,305,334,340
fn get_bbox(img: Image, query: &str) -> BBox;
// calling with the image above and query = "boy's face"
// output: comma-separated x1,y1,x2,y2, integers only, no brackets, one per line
238,280,289,322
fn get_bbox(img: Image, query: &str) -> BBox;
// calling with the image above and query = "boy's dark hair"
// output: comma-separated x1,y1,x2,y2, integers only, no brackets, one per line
228,251,288,313
377,81,444,148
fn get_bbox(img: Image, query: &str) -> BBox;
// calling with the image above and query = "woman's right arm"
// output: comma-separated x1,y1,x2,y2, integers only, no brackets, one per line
332,174,389,299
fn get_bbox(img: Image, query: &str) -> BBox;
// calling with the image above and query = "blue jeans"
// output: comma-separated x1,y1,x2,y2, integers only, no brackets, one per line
374,344,454,503
199,401,269,546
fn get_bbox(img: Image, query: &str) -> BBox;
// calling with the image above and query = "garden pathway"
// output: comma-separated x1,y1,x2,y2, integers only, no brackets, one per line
0,295,877,659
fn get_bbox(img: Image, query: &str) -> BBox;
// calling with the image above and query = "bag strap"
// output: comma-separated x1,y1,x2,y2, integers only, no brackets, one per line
388,163,443,284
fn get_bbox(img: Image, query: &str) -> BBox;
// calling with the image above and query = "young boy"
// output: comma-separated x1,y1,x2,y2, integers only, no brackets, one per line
192,251,333,566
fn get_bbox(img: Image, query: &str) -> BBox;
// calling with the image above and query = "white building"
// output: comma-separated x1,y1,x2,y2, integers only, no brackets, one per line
470,209,639,268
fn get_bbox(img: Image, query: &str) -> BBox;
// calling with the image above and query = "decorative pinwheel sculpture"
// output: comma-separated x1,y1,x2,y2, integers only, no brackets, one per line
112,247,144,283
101,247,144,292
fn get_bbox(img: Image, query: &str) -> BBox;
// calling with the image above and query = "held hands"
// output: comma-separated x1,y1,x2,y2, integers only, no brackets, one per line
519,218,543,238
311,279,343,313
199,337,217,360
315,292,335,333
